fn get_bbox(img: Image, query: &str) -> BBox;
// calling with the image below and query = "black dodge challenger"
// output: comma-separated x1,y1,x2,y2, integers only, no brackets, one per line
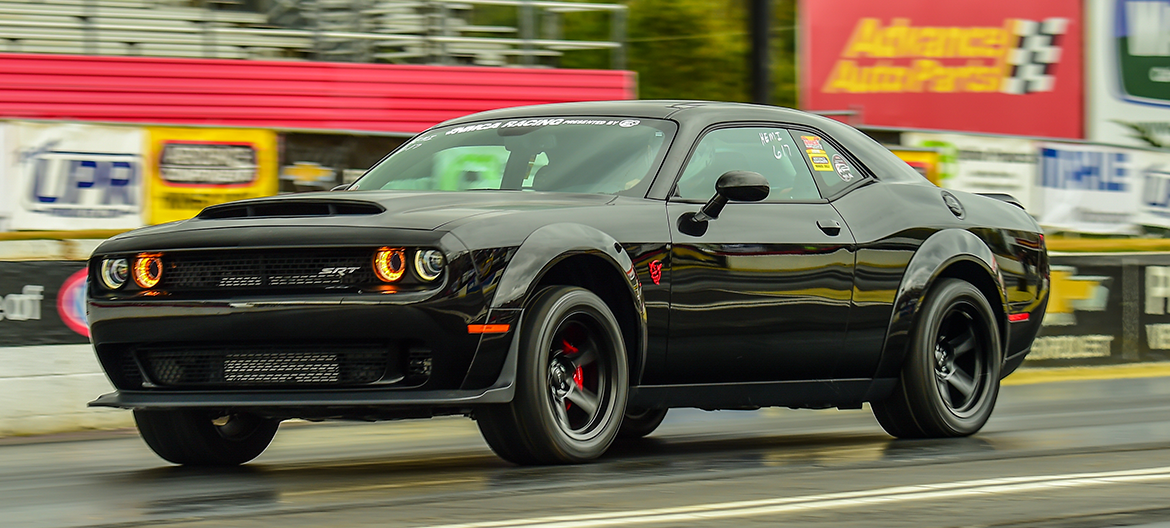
87,101,1049,466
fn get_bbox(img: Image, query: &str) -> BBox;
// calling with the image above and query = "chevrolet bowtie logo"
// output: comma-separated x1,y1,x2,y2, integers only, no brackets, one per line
1044,266,1109,326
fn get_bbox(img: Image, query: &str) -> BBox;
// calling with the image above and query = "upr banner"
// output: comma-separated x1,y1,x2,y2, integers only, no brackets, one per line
146,127,278,224
1035,143,1141,234
1087,0,1170,149
902,132,1037,209
6,122,144,231
801,0,1083,138
0,261,90,347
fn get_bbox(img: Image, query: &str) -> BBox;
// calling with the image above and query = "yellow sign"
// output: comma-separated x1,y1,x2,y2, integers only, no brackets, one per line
145,128,278,224
890,149,941,185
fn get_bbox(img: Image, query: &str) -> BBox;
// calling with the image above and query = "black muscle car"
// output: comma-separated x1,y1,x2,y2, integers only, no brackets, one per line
87,101,1049,466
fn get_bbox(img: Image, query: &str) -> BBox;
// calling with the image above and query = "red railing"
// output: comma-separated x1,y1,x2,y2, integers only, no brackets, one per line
0,53,636,133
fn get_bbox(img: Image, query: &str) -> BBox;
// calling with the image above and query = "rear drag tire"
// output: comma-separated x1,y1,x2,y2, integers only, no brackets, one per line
617,407,668,439
872,278,1002,439
134,410,279,466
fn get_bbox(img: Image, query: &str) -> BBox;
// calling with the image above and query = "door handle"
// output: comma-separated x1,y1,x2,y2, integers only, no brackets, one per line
817,219,841,236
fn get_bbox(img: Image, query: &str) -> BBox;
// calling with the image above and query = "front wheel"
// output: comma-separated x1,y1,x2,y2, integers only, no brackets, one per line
477,286,629,465
134,410,280,466
872,278,1002,438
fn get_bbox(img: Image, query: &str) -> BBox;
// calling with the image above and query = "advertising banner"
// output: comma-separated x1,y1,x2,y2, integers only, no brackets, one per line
279,133,403,193
902,132,1038,209
888,148,941,185
6,122,144,231
146,127,278,224
0,261,90,347
1087,0,1170,149
801,0,1083,138
1135,148,1170,229
1035,142,1142,234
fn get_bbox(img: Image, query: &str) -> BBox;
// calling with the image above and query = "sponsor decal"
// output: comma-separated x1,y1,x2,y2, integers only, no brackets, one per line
833,154,855,181
1037,143,1140,234
0,285,44,322
159,141,257,186
807,150,833,171
800,135,824,150
56,269,89,337
822,17,1069,95
1043,266,1110,326
20,147,139,219
648,260,663,286
1029,335,1114,359
444,118,647,135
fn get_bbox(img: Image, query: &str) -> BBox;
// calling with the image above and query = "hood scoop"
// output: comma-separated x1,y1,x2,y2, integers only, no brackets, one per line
198,200,385,220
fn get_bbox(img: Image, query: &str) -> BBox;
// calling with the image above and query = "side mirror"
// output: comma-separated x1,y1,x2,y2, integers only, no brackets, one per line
679,171,769,236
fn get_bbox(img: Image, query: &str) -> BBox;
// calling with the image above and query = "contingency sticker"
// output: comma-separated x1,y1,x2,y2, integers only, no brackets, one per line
833,154,854,182
800,135,824,151
802,135,833,171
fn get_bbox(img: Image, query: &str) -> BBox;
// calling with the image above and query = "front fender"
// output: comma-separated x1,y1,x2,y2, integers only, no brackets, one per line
461,223,647,391
873,228,1008,380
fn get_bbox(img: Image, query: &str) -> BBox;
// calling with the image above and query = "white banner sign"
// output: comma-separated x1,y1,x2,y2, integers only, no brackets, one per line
1036,142,1142,234
7,122,145,231
1087,0,1170,149
902,132,1038,211
1135,148,1170,228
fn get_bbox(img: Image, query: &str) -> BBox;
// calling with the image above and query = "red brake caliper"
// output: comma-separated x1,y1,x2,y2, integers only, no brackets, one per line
563,340,584,410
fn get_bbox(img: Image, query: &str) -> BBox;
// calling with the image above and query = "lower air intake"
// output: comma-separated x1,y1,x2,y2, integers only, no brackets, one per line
138,345,396,388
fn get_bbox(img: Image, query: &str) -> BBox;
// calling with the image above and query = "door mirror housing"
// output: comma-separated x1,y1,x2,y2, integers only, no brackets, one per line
679,171,770,236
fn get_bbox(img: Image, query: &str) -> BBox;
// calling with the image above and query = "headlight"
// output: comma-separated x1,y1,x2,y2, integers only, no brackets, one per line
414,249,445,281
99,258,129,290
373,247,406,282
132,253,164,289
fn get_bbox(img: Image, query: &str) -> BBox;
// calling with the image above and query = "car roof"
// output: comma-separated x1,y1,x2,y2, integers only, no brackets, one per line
437,100,831,129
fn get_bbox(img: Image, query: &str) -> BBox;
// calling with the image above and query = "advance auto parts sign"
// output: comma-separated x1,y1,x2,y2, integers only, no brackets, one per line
801,0,1083,138
146,127,277,225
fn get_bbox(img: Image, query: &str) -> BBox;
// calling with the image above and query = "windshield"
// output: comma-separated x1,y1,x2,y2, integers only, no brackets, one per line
352,117,677,196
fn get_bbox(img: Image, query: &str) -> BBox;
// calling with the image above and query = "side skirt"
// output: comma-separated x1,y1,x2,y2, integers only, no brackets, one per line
629,378,898,411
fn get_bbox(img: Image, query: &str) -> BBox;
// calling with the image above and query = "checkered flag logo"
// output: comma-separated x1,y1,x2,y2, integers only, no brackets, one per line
1001,18,1068,94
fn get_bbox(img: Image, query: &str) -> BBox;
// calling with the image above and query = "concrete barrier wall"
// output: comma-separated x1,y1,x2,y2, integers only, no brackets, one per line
2,239,1170,437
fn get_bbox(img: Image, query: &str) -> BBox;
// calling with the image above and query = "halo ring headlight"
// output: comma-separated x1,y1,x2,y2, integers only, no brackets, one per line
100,258,129,290
374,247,406,282
414,249,445,282
132,253,164,289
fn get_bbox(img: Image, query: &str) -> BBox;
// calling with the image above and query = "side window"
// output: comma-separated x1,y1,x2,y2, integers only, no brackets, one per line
673,127,822,202
789,132,864,196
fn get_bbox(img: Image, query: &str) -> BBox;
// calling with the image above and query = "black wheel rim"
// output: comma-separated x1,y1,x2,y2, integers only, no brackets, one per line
933,302,989,418
545,313,615,440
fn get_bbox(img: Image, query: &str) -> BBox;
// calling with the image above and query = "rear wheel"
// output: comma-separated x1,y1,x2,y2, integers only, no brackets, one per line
134,410,279,466
617,407,668,439
872,278,1001,438
477,286,628,464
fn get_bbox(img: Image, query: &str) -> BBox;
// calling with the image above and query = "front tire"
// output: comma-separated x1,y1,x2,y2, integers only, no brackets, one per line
872,278,1002,438
134,410,279,466
477,286,629,464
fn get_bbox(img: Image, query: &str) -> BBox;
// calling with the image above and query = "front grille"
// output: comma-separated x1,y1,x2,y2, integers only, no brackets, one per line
161,249,376,291
138,345,395,388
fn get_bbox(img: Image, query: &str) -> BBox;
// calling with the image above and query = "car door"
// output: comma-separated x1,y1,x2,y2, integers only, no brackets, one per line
665,126,856,384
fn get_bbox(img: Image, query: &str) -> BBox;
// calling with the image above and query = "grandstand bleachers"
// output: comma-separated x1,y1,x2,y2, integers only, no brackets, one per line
0,0,625,67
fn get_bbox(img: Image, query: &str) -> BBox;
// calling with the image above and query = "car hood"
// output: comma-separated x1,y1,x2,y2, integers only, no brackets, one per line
191,190,621,231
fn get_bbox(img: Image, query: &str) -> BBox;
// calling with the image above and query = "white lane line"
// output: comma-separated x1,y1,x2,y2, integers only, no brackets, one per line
412,466,1170,528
